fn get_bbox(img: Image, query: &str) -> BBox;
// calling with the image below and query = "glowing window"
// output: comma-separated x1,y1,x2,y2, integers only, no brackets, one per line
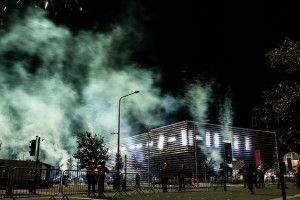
150,141,153,146
245,137,250,150
188,130,194,146
206,131,211,147
146,141,154,147
181,130,187,146
129,145,135,150
195,135,203,140
214,133,220,148
158,135,165,150
168,137,176,142
233,136,239,150
136,144,142,149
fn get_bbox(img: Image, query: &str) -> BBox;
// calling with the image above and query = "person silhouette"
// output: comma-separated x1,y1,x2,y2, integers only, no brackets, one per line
178,164,187,192
246,164,255,194
161,163,170,192
97,160,110,197
85,161,96,197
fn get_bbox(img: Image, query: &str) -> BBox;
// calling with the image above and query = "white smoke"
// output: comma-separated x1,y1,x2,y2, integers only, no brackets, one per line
0,6,234,169
0,8,182,168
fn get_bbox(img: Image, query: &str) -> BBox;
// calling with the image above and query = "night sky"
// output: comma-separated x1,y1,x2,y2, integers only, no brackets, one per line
2,0,300,166
2,0,300,128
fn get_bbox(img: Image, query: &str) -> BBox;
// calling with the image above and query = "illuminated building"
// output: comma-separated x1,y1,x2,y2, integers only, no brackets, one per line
115,120,276,180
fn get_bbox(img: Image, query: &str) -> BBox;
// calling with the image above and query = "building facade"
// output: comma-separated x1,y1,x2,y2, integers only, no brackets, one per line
116,120,276,181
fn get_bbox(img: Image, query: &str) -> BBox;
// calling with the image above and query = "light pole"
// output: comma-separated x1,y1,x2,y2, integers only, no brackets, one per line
117,91,140,179
136,122,151,189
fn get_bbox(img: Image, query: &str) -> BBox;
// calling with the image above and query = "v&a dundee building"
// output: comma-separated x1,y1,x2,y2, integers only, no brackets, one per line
117,120,276,181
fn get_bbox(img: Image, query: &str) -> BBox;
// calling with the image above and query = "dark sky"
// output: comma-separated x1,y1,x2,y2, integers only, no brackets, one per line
2,0,300,129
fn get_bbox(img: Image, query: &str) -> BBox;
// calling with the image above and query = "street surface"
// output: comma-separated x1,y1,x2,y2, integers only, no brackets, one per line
65,183,300,200
3,183,300,200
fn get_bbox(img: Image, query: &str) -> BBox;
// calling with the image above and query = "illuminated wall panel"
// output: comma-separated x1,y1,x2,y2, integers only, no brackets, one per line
117,121,276,181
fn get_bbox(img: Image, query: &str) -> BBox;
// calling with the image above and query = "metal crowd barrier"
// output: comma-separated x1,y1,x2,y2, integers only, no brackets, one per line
60,169,88,199
0,168,183,199
8,167,61,199
0,166,9,198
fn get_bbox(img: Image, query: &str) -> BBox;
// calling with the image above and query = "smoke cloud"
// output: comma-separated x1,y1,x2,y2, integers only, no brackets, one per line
0,6,233,168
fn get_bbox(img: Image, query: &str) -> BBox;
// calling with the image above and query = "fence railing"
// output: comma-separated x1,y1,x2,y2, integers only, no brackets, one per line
0,167,296,199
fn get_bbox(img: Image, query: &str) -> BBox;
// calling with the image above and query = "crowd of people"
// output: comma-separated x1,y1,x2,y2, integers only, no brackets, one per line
83,160,300,196
84,160,191,196
238,163,297,195
85,160,110,198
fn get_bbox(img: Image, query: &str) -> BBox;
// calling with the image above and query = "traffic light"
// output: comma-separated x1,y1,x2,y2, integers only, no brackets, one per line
29,140,36,156
224,143,232,164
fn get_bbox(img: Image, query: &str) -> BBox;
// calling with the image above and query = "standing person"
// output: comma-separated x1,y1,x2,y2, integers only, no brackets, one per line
253,171,258,189
27,170,35,193
210,176,215,187
178,164,186,192
86,161,96,197
191,176,195,188
242,170,248,188
161,163,170,192
271,174,275,185
246,164,255,194
258,170,265,188
218,168,227,191
135,173,141,188
295,166,300,188
97,160,110,198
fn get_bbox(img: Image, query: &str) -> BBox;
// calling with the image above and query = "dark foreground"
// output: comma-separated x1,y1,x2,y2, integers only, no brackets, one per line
69,184,300,200
2,183,300,200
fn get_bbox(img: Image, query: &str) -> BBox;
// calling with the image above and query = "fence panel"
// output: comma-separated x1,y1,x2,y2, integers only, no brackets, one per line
0,166,9,198
61,169,88,196
10,167,61,199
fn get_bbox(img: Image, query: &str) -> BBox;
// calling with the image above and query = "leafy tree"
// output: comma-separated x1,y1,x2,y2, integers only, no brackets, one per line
253,38,300,154
73,131,109,167
201,156,216,180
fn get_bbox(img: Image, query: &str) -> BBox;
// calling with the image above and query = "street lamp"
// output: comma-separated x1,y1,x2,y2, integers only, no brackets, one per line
136,122,151,189
117,91,140,178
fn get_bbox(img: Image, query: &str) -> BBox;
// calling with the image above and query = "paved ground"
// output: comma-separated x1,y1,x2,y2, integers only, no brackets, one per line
64,183,300,200
2,183,300,200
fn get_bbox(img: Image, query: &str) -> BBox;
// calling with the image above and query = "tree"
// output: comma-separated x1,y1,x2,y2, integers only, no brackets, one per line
201,156,216,180
253,38,300,154
73,131,109,167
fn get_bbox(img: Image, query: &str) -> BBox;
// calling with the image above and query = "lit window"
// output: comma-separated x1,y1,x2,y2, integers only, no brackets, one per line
245,137,250,150
158,135,164,150
206,131,211,147
181,130,187,146
214,133,220,148
233,136,239,150
150,141,153,147
188,130,194,146
168,137,176,142
146,141,154,147
195,135,203,140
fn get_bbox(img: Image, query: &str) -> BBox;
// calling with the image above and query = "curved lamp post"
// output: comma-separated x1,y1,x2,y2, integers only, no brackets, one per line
117,91,140,177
